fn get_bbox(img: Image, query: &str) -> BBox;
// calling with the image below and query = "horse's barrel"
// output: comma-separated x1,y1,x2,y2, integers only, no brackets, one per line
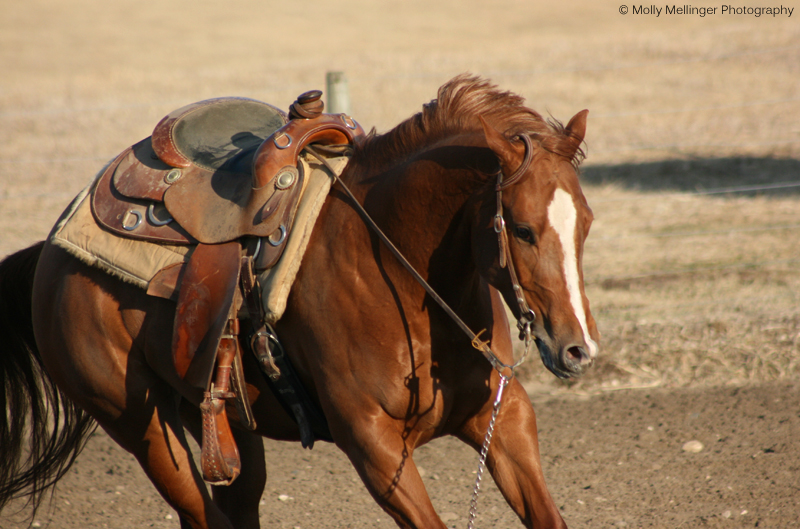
289,90,324,119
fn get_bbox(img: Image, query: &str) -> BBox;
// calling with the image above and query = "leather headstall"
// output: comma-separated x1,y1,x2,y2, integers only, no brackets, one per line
493,134,537,341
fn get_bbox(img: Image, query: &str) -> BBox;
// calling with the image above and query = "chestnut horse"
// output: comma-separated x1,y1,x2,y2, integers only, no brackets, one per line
0,76,598,528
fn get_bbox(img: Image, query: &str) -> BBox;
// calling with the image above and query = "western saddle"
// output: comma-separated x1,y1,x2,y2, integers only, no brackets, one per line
90,91,364,485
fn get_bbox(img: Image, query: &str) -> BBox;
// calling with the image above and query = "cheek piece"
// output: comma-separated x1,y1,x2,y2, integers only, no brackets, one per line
493,134,537,347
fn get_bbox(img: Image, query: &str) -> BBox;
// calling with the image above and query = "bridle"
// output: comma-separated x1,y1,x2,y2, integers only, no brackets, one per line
305,133,537,378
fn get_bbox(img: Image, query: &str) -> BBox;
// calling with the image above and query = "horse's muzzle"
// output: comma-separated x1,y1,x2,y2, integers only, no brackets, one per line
536,338,595,379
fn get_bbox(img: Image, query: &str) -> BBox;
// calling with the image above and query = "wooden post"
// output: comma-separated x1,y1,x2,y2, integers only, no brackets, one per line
326,71,351,115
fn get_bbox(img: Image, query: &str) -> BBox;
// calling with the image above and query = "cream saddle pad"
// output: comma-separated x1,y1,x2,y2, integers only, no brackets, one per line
50,154,349,324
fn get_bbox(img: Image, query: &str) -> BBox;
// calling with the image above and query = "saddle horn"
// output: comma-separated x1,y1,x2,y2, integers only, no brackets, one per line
252,91,364,190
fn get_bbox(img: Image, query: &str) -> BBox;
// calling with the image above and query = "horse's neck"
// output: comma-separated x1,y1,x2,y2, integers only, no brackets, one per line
358,144,491,310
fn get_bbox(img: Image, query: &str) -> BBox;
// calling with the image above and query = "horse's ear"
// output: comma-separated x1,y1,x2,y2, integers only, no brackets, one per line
480,116,520,173
563,109,589,157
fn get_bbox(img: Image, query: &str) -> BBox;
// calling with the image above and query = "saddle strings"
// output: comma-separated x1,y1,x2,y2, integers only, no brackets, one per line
303,144,535,377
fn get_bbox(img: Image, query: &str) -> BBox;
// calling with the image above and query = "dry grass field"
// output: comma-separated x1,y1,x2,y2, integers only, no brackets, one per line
2,1,799,528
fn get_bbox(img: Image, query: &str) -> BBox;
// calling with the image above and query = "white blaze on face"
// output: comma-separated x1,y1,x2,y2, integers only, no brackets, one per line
546,188,598,358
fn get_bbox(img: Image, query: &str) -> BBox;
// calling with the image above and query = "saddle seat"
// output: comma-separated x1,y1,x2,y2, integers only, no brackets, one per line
152,97,287,173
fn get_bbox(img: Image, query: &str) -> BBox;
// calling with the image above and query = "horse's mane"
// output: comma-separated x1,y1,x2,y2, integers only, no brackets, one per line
351,74,585,170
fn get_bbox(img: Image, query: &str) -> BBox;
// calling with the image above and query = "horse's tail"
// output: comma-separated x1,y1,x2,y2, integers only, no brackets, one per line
0,242,95,516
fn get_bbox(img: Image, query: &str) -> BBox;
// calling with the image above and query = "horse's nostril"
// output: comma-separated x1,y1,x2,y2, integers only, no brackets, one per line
566,345,592,367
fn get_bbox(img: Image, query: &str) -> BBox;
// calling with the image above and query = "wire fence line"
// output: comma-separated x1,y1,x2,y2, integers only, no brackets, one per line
368,44,800,80
587,181,800,203
0,84,313,119
0,100,187,119
592,223,800,242
594,292,800,316
5,92,797,122
588,258,800,284
487,44,800,76
602,137,800,154
591,96,800,119
0,156,110,165
3,96,798,145
0,190,78,202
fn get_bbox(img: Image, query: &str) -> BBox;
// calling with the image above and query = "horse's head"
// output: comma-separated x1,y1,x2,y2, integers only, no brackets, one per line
475,111,599,378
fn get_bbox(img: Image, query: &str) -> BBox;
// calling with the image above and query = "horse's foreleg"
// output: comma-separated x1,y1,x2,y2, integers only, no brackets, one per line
334,417,447,529
459,378,567,529
181,400,266,529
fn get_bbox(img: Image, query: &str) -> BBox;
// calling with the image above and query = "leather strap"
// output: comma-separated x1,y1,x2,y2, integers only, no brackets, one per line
239,254,331,448
497,134,534,190
199,393,241,485
239,256,281,379
493,135,537,340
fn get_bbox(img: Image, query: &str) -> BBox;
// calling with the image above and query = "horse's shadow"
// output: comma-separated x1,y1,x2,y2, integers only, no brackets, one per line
581,156,800,196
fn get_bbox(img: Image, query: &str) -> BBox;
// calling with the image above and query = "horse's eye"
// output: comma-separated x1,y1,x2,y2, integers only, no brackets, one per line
514,225,536,244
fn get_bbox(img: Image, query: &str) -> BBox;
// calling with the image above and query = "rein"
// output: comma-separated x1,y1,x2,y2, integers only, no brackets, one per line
305,140,536,377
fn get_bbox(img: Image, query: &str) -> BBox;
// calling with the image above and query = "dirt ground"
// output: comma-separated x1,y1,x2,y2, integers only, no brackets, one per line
3,381,799,529
2,1,800,528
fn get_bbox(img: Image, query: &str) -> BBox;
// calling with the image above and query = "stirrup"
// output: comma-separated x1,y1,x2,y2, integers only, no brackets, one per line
199,319,251,485
200,386,240,485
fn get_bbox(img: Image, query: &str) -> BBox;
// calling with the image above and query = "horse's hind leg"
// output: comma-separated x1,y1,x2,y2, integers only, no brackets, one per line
42,349,237,529
180,400,266,529
107,380,240,529
31,245,236,529
46,343,237,529
458,376,567,529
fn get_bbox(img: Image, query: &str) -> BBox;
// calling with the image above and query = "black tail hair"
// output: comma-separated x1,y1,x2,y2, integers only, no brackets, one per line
0,242,95,518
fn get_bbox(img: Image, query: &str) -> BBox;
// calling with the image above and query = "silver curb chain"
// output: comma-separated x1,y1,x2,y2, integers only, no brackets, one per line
466,373,510,529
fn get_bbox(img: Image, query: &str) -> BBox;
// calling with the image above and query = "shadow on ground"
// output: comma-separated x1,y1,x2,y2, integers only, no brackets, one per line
581,156,800,196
